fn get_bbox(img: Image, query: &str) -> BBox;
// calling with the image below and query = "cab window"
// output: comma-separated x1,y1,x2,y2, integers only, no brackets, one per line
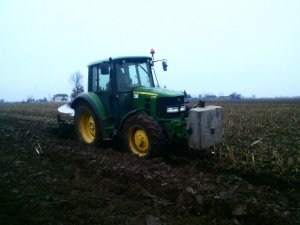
91,64,111,92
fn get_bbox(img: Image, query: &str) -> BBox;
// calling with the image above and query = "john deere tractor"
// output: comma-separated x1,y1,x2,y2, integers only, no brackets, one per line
58,49,223,158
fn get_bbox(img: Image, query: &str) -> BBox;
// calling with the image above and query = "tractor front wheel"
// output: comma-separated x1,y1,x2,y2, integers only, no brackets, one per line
74,104,102,146
122,115,165,158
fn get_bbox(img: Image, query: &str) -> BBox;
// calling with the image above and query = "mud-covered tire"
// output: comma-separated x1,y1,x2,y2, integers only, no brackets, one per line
122,114,165,158
74,104,102,146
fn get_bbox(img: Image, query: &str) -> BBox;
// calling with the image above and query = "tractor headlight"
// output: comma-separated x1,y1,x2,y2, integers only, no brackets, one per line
180,105,186,112
166,107,179,113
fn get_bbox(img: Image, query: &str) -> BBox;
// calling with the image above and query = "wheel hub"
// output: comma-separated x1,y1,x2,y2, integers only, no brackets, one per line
129,128,149,157
79,112,95,144
134,130,148,150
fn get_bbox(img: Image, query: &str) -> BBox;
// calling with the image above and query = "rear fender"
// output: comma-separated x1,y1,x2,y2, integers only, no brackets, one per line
71,92,112,139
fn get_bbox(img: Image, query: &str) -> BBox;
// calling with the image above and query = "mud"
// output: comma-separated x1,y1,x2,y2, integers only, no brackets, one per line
0,112,299,225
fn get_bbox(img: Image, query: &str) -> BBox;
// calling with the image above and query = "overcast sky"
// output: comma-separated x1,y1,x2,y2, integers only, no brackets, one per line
0,0,299,101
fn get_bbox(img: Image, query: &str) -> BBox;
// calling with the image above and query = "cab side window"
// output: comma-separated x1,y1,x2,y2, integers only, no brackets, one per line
91,64,111,92
98,67,111,91
99,64,110,91
92,66,98,91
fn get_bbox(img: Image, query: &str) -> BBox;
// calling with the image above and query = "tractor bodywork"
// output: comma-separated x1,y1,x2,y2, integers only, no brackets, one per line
59,54,223,157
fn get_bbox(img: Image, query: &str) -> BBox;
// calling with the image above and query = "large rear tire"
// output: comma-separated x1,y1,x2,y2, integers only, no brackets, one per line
122,115,165,158
74,104,102,146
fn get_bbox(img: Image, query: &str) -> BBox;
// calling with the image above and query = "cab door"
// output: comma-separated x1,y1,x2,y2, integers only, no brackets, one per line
90,64,115,121
114,62,136,120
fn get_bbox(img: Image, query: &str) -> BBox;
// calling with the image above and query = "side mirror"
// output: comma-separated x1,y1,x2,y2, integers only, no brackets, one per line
162,60,168,71
100,63,110,75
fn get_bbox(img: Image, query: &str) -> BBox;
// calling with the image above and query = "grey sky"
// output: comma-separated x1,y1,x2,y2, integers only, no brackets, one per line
0,0,299,101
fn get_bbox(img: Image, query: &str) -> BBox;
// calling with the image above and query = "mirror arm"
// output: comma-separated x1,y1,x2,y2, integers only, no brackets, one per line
152,58,167,63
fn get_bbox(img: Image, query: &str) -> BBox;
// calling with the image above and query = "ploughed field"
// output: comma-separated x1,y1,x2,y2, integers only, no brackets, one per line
0,100,299,225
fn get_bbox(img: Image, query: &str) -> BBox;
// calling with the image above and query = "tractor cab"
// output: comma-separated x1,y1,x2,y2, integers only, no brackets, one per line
88,56,155,93
87,57,155,121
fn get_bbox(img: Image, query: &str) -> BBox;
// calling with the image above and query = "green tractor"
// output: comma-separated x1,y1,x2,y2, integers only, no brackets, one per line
58,49,223,158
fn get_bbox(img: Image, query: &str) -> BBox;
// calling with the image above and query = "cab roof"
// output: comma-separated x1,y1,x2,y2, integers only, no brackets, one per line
88,56,152,67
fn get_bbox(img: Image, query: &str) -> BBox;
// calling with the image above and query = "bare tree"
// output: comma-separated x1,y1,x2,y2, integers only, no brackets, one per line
70,71,84,99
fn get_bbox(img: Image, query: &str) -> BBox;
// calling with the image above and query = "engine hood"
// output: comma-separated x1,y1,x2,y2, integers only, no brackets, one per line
133,87,183,98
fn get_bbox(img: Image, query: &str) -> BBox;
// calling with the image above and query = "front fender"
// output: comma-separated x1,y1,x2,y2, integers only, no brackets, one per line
118,108,145,131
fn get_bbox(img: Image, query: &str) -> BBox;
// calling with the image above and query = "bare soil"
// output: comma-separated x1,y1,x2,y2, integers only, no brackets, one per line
0,102,299,225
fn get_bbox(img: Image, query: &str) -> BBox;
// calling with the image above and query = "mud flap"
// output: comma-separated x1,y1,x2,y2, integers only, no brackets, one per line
187,106,223,150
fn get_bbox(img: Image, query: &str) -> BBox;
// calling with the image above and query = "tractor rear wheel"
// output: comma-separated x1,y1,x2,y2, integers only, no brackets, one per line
122,115,165,158
74,104,102,146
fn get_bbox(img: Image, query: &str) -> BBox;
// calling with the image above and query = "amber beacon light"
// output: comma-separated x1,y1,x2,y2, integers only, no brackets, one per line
150,48,155,60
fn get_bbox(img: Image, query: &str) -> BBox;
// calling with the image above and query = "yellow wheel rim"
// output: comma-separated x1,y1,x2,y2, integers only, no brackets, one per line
79,112,95,144
128,128,149,157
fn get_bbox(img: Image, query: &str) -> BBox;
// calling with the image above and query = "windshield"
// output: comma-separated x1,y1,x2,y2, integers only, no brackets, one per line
116,61,154,92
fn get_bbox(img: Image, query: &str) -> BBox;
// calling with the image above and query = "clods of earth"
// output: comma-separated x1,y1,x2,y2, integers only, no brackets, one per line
0,102,299,225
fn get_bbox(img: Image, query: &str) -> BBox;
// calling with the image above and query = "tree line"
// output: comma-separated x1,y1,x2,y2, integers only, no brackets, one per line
183,90,243,99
